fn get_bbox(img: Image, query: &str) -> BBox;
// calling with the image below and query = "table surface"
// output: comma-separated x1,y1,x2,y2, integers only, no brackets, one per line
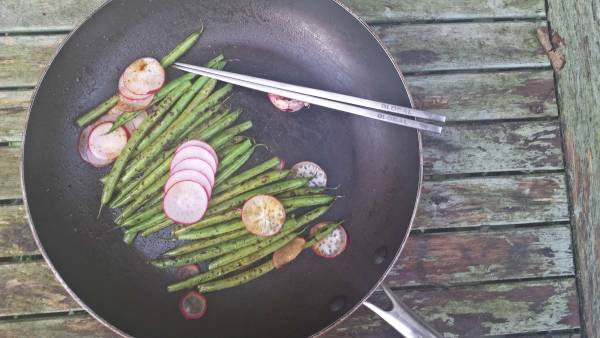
0,1,593,337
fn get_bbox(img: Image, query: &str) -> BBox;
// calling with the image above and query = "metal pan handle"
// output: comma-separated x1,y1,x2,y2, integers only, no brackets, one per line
363,283,442,338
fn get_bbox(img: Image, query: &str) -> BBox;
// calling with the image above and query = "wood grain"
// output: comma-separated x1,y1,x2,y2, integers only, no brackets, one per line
0,90,31,143
0,147,21,201
407,70,558,121
0,316,116,338
386,225,574,287
548,1,600,336
0,205,36,258
416,174,570,230
373,21,549,73
344,0,546,23
423,121,563,175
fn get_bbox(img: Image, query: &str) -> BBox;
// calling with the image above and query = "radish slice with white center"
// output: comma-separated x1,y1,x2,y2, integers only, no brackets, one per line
171,146,218,173
310,222,348,259
117,93,154,112
118,74,154,100
124,110,148,133
268,93,309,112
290,161,327,187
122,57,165,95
106,106,124,118
179,291,208,320
87,122,129,162
171,158,215,187
177,140,218,163
163,181,208,225
78,115,117,166
176,265,201,280
86,148,114,167
242,195,286,237
164,169,213,198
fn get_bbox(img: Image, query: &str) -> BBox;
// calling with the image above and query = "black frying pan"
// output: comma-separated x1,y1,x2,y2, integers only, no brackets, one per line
22,0,422,337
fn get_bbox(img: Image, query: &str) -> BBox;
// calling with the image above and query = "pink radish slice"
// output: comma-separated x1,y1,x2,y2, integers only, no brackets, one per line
164,169,213,198
290,161,327,188
179,291,207,320
125,110,148,133
78,115,117,167
171,158,215,187
122,57,165,95
171,147,218,173
88,122,128,162
86,148,114,167
163,181,208,225
310,222,348,259
268,93,309,112
117,93,154,112
177,140,218,163
118,74,153,100
78,125,93,162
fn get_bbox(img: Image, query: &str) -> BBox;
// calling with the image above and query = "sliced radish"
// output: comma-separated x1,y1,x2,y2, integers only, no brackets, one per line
276,158,286,170
176,265,201,280
179,291,208,320
118,74,154,100
310,222,348,259
122,57,165,95
171,147,218,173
86,148,115,167
268,93,309,112
87,122,129,162
177,140,218,163
242,195,286,237
106,106,124,118
124,110,148,133
164,169,213,198
163,181,209,225
290,161,327,188
171,158,215,187
117,93,154,112
78,115,117,167
272,237,306,269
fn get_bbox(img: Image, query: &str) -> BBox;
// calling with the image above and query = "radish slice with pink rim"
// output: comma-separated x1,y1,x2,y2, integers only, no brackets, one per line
310,222,348,259
164,169,213,198
117,93,154,112
125,110,148,133
122,57,165,95
268,93,309,112
171,146,218,173
78,115,120,167
171,158,215,187
179,291,207,320
87,122,128,162
163,181,208,225
177,140,218,163
290,161,327,188
118,74,153,100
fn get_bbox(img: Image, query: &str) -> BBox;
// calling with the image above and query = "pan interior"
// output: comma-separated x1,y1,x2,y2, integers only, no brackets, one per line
23,0,420,337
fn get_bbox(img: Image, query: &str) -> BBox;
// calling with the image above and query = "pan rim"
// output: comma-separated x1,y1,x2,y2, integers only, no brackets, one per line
19,1,423,337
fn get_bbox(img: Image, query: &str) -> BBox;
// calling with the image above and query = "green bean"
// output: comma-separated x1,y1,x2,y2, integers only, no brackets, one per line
214,135,248,153
208,205,330,269
214,157,282,194
277,187,326,198
141,219,173,237
120,202,162,227
218,139,253,169
213,146,255,186
106,110,142,134
197,260,275,293
187,107,241,141
154,73,197,102
160,31,203,67
163,229,247,257
75,95,119,127
101,81,192,207
124,212,166,235
279,194,335,210
206,178,309,216
123,231,138,245
121,85,233,184
117,178,166,221
208,121,253,150
177,220,243,240
210,170,289,206
173,208,242,236
111,148,175,208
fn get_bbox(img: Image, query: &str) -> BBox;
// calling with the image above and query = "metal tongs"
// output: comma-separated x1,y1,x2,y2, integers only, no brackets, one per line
173,62,445,134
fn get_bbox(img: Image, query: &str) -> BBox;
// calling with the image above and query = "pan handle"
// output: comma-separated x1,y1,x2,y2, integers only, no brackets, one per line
363,283,442,338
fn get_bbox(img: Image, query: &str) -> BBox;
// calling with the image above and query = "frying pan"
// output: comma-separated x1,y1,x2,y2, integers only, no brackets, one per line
22,0,435,337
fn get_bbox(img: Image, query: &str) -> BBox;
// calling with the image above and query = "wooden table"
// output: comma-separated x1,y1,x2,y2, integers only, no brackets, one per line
1,1,598,337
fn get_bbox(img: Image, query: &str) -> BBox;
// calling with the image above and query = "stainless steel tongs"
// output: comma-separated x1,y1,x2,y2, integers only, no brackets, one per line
173,62,445,134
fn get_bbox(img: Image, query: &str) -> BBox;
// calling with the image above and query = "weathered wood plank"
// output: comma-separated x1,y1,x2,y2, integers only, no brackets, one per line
424,121,563,175
374,21,549,73
0,147,21,201
0,316,116,338
548,1,600,337
0,90,30,143
386,225,574,288
327,279,579,337
407,70,558,121
0,0,105,33
415,174,570,230
0,205,36,258
0,35,64,89
345,0,546,23
0,262,79,317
